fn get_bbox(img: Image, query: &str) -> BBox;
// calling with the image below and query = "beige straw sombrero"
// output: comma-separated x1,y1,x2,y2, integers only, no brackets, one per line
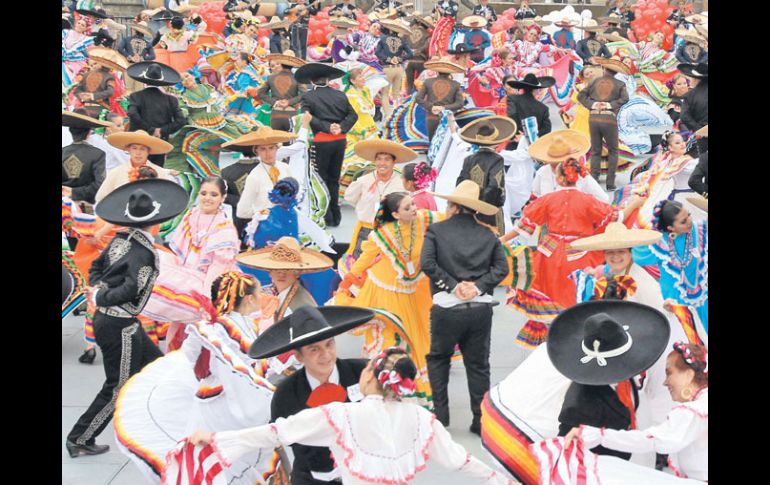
354,139,418,164
424,58,465,74
528,129,591,164
236,237,334,272
107,130,173,154
431,180,499,216
222,126,298,148
569,222,662,251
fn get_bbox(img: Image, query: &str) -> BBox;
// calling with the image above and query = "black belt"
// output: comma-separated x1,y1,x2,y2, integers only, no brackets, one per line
442,301,499,311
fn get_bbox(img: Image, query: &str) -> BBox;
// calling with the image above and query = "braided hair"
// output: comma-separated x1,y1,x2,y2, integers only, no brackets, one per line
210,271,259,316
651,200,684,233
670,342,708,387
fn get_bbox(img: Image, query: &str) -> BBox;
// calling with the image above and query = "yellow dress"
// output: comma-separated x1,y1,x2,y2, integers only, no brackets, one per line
335,210,443,406
345,86,378,144
570,84,591,138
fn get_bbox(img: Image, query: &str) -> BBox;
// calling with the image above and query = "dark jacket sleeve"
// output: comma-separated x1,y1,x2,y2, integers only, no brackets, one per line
160,95,187,138
506,95,520,126
71,152,106,203
600,43,610,58
473,237,509,295
88,242,109,285
538,104,552,136
609,82,629,111
338,96,359,134
94,245,153,308
575,41,589,61
687,153,708,195
577,81,594,109
143,43,155,61
400,41,413,61
415,82,430,111
674,45,688,64
375,36,389,64
116,36,132,57
420,228,459,292
92,75,116,102
303,94,331,134
257,79,275,105
443,84,465,112
456,157,472,185
128,92,153,132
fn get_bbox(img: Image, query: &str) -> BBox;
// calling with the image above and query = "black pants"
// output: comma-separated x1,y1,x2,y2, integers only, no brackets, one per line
426,303,493,425
405,60,425,94
588,114,619,187
270,113,292,132
67,312,162,445
290,24,309,60
313,139,346,221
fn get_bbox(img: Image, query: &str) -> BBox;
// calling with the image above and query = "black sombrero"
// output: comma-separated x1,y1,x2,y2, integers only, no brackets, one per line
62,110,114,129
446,43,482,55
248,305,375,359
459,116,517,146
678,62,708,79
127,61,182,86
547,300,670,386
62,15,72,30
506,73,556,90
152,10,176,22
95,179,189,228
76,9,109,19
293,63,346,84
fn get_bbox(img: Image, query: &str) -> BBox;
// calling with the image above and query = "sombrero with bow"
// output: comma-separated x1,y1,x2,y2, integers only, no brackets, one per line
459,116,517,146
547,300,670,385
248,305,375,359
569,222,662,251
528,129,591,164
127,61,181,86
95,179,189,228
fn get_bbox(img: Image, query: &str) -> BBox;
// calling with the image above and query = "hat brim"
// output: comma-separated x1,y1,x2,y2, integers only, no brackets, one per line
430,193,499,216
462,16,488,28
506,76,556,90
130,23,154,38
354,139,418,164
107,131,174,154
459,116,517,146
686,196,708,213
236,246,334,273
95,179,190,228
248,306,376,358
678,63,708,79
294,63,346,84
89,49,130,72
528,129,591,164
591,57,632,75
127,61,182,86
76,9,109,19
424,61,465,74
582,26,606,33
264,54,307,68
547,300,670,385
569,228,662,251
62,111,114,129
221,130,298,149
380,21,411,36
446,45,482,55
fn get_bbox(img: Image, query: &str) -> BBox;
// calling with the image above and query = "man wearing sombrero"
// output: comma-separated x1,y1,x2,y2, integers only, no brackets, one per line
71,49,125,119
472,0,498,23
404,14,434,95
577,57,630,191
414,58,465,141
575,20,611,64
96,129,176,202
126,61,187,167
116,20,156,93
296,62,358,227
62,110,111,206
375,19,414,121
505,74,555,149
329,0,358,20
552,17,578,50
420,180,509,435
433,0,459,19
257,50,307,131
66,179,189,458
456,116,517,235
249,305,375,484
674,29,707,65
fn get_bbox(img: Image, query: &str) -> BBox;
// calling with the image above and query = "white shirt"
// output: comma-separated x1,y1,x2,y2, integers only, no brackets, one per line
236,129,310,220
343,171,406,224
88,133,130,171
531,164,610,203
95,161,174,203
305,365,340,391
432,289,495,308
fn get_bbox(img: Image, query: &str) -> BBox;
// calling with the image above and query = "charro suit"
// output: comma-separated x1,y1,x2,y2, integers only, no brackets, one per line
62,142,107,204
257,71,303,131
414,74,464,140
127,87,187,166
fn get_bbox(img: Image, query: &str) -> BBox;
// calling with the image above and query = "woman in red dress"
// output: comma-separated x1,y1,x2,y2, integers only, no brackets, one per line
500,131,645,309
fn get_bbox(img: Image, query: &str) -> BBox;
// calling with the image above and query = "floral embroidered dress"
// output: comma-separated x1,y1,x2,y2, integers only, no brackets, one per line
62,29,95,89
606,39,679,106
334,210,443,404
345,85,378,143
632,220,708,331
222,62,263,115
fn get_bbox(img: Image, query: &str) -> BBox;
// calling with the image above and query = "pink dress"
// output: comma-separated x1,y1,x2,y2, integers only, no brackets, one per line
412,189,438,210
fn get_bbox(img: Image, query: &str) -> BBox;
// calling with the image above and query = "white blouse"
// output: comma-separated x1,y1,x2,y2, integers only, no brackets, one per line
531,164,609,203
213,395,512,484
580,388,708,481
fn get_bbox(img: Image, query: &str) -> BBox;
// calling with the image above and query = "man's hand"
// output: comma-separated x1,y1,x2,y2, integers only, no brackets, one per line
275,99,289,109
329,123,341,135
564,427,582,446
302,111,312,127
513,130,524,142
662,298,678,313
431,105,443,115
190,430,215,446
153,128,162,137
62,186,73,197
454,281,479,301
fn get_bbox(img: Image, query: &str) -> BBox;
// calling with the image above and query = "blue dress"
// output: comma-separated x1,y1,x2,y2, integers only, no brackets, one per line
632,220,708,331
615,73,673,155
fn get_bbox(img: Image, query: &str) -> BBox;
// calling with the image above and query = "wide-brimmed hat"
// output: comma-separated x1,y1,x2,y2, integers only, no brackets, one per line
76,9,109,19
686,195,708,213
107,130,174,154
519,16,552,27
380,19,411,36
89,47,130,72
678,62,708,79
462,15,488,28
685,14,708,25
431,180,499,216
127,61,181,86
222,126,298,149
528,129,591,164
675,28,706,46
591,56,632,75
506,73,556,90
695,125,708,138
129,21,153,38
294,62,346,84
330,16,358,29
354,139,418,164
693,23,708,40
151,9,176,22
62,110,114,129
554,17,579,28
265,50,307,68
446,43,481,55
581,19,605,33
411,13,435,29
237,237,334,272
547,300,671,385
424,58,464,74
248,305,375,359
459,116,517,146
599,14,622,25
569,222,661,251
260,16,291,31
95,179,189,228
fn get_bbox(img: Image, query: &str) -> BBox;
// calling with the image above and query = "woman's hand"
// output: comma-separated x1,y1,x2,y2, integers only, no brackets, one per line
302,111,312,128
662,298,677,312
190,430,215,446
564,427,582,446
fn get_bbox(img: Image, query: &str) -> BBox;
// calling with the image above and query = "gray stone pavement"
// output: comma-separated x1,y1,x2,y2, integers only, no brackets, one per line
63,104,654,483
